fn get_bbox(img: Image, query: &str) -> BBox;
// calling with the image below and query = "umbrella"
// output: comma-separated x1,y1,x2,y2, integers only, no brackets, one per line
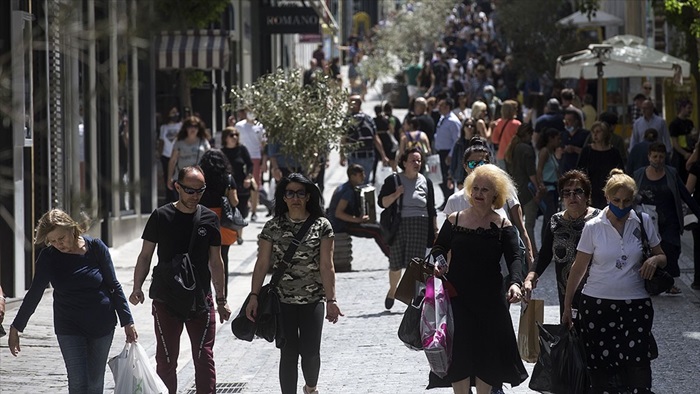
556,10,623,28
556,35,690,116
556,35,690,80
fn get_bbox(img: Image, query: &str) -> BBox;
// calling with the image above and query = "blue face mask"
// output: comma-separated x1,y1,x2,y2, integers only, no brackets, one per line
608,203,632,219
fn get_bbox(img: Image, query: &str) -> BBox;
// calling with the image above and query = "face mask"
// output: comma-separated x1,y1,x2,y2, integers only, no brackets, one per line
170,113,179,121
565,125,575,133
608,203,632,219
650,162,664,170
484,93,493,100
246,112,255,121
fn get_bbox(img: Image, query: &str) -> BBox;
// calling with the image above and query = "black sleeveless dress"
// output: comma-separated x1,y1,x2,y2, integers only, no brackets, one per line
427,218,528,389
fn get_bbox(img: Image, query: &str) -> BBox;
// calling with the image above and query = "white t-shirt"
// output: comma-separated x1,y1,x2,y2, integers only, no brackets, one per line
235,120,265,159
578,208,660,300
442,187,519,219
159,122,182,158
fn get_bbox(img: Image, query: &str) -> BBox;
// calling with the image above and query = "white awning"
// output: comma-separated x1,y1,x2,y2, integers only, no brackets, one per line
155,30,230,70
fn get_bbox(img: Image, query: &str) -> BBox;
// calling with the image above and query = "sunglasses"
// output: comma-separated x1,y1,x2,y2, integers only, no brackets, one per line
284,189,307,199
229,133,239,138
466,160,489,169
177,182,207,195
561,188,585,198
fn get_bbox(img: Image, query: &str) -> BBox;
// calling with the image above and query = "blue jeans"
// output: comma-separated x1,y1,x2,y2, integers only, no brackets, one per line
56,329,115,394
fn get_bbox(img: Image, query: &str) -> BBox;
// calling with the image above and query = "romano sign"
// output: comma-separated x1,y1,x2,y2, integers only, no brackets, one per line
262,6,320,34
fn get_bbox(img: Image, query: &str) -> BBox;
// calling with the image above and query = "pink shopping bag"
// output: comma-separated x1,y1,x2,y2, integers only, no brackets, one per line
420,276,454,378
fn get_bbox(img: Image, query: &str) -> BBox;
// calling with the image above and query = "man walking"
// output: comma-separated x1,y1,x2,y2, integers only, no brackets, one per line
629,100,671,156
341,95,388,183
129,166,231,394
434,98,461,207
235,107,266,221
157,106,182,202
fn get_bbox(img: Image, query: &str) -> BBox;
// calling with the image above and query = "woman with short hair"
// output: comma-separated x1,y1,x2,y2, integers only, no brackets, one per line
563,169,665,393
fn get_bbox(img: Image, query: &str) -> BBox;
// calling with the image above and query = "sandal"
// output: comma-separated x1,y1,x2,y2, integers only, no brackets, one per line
666,285,682,295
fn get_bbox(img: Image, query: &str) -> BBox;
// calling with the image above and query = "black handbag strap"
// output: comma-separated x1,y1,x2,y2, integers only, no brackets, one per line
635,209,651,255
269,216,315,287
393,173,403,213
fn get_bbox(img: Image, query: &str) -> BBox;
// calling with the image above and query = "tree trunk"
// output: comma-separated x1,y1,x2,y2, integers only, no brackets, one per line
178,71,192,115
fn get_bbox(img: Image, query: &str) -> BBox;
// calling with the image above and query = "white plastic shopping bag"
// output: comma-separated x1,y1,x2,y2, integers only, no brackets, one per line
109,342,168,394
425,154,443,185
420,276,454,378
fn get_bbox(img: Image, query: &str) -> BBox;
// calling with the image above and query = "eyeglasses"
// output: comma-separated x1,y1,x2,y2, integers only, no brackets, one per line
284,189,307,199
561,188,585,198
643,86,652,90
466,159,489,169
229,134,239,138
177,182,207,194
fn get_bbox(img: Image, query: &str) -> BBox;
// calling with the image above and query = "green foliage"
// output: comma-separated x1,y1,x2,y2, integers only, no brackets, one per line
361,0,455,81
497,0,584,77
663,0,700,37
228,69,352,175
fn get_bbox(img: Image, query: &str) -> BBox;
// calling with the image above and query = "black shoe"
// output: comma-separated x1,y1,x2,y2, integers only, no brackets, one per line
691,282,700,290
384,297,394,310
237,236,244,245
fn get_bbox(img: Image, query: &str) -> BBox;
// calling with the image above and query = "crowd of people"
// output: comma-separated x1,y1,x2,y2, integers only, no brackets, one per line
3,2,699,394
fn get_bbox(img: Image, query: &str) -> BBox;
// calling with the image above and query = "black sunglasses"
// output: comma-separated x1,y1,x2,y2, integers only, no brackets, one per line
466,159,489,169
284,189,307,199
561,188,585,198
177,182,206,195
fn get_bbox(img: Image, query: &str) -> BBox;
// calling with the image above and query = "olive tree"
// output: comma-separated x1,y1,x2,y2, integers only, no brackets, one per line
228,68,352,176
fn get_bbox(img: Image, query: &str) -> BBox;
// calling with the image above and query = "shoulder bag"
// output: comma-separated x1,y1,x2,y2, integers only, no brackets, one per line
231,216,315,348
380,173,402,245
220,174,249,232
635,210,673,296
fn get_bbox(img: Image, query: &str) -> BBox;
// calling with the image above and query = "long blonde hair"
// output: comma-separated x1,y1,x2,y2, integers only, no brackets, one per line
34,209,90,246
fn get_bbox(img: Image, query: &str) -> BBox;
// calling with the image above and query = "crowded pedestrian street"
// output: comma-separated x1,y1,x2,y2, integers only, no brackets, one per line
1,94,699,393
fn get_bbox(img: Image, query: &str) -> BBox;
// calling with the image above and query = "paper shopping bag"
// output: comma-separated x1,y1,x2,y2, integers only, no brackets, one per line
517,298,544,363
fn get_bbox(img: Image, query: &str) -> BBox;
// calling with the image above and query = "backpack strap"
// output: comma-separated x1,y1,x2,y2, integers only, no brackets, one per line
187,205,202,256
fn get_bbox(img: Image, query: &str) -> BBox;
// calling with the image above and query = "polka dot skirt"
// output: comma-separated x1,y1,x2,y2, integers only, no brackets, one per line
579,295,655,370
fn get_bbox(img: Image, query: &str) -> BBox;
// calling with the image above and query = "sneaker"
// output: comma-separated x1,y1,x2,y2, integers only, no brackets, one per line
251,213,258,222
692,282,700,290
302,385,319,394
666,285,682,295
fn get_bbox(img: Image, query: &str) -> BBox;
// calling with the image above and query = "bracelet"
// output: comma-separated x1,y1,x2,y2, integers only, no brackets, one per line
326,299,337,303
216,297,227,304
249,292,259,297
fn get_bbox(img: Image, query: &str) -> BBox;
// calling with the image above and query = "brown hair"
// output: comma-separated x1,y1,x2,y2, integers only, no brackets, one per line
177,116,210,141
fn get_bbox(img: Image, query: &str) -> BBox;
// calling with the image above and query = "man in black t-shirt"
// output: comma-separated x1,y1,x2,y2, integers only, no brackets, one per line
341,95,387,183
129,166,231,394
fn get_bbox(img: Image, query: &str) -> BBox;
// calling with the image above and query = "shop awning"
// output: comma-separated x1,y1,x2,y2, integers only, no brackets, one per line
155,30,230,70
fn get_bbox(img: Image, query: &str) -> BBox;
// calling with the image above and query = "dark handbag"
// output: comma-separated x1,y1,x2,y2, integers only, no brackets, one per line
397,282,425,350
635,210,674,295
220,196,248,232
395,256,434,305
380,173,402,245
231,217,315,348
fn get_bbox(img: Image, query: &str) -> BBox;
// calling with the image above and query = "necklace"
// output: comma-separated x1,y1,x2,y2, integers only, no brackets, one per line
287,213,309,223
565,208,588,221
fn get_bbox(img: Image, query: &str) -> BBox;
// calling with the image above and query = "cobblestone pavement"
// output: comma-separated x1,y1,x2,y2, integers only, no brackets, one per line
2,96,700,393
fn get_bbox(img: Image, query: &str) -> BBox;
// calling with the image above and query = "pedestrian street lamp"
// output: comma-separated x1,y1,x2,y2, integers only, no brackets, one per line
589,44,613,113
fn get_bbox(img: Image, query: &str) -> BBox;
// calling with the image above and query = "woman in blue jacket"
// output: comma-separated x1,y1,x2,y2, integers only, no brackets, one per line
8,209,137,393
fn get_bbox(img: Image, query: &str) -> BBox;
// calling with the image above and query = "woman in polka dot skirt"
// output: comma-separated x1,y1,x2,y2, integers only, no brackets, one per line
562,169,666,393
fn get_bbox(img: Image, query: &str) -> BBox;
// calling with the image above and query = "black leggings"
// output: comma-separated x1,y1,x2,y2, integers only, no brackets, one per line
279,301,325,394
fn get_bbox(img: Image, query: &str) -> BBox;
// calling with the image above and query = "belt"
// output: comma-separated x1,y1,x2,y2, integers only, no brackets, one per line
349,151,375,158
